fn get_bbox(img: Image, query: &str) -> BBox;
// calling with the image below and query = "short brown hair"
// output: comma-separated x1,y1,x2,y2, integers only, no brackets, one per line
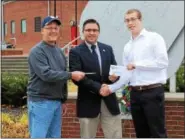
82,19,100,32
125,9,142,20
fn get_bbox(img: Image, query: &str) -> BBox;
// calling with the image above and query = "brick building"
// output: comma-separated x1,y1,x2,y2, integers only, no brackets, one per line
2,0,87,54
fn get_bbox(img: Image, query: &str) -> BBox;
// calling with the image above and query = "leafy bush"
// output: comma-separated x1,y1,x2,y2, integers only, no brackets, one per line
176,66,185,92
1,112,29,138
164,79,170,92
1,73,28,106
1,72,77,106
164,66,184,92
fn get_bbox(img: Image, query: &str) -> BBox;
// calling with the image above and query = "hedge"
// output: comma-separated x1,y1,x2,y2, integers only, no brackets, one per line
2,73,28,106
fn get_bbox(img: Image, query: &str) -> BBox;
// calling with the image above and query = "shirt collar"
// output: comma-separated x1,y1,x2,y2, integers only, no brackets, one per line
85,41,98,50
130,28,148,41
140,28,148,37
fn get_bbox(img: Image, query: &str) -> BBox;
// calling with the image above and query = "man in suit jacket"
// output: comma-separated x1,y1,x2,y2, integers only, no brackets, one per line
69,19,122,138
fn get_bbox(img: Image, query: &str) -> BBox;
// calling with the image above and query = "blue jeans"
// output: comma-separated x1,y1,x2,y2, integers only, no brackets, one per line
27,100,62,138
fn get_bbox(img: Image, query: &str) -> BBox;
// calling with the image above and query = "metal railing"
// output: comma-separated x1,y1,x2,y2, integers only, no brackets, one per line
61,36,81,68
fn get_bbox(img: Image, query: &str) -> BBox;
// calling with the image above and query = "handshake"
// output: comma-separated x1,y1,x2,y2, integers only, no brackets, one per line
71,72,119,97
99,74,118,97
100,84,111,97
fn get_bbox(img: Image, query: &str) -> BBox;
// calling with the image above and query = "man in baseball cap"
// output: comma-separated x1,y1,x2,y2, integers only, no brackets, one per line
27,15,85,138
41,16,61,28
40,16,62,45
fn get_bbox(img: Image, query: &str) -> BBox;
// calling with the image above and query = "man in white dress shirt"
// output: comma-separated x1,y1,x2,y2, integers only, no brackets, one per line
100,9,168,138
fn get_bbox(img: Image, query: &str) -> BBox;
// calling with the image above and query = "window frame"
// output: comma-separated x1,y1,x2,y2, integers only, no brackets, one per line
4,22,7,36
21,19,27,33
11,20,15,34
34,16,41,32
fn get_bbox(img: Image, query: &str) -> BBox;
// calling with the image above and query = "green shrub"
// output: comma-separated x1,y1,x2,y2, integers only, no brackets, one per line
1,73,77,107
1,73,28,106
164,66,184,92
164,79,169,92
176,66,185,92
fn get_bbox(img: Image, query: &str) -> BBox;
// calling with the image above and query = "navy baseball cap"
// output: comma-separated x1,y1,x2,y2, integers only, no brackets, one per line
41,16,61,28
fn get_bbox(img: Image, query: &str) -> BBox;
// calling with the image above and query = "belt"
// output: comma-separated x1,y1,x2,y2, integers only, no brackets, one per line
130,83,162,91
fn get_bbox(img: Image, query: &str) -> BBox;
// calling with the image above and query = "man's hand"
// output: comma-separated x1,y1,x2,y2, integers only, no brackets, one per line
71,71,85,81
127,63,135,70
109,74,118,82
62,103,67,116
100,84,111,97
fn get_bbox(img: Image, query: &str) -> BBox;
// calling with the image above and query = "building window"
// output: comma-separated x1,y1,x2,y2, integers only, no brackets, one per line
34,17,41,32
11,20,15,34
4,22,7,36
21,19,26,33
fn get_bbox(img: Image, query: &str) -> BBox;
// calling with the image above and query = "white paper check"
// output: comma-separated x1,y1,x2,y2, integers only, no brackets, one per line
108,65,133,92
109,65,125,76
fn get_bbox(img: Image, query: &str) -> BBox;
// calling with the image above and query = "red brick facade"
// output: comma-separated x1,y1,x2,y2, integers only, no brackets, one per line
62,99,185,138
3,1,87,54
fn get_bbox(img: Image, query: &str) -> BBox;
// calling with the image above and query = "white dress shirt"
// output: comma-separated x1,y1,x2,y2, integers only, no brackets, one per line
108,28,168,92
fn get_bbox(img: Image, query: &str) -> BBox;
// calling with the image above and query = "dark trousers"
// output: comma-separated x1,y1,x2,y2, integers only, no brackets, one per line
130,86,167,138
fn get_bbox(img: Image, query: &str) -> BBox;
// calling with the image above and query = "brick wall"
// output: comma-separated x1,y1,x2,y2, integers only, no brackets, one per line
165,102,185,138
3,1,87,54
62,98,184,138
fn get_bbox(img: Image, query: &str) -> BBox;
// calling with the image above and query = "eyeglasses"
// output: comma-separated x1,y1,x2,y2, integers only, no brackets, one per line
44,27,60,31
84,29,99,33
124,18,139,23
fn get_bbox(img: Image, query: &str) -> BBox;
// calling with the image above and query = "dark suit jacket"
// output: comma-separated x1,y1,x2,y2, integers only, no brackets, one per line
69,42,120,118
